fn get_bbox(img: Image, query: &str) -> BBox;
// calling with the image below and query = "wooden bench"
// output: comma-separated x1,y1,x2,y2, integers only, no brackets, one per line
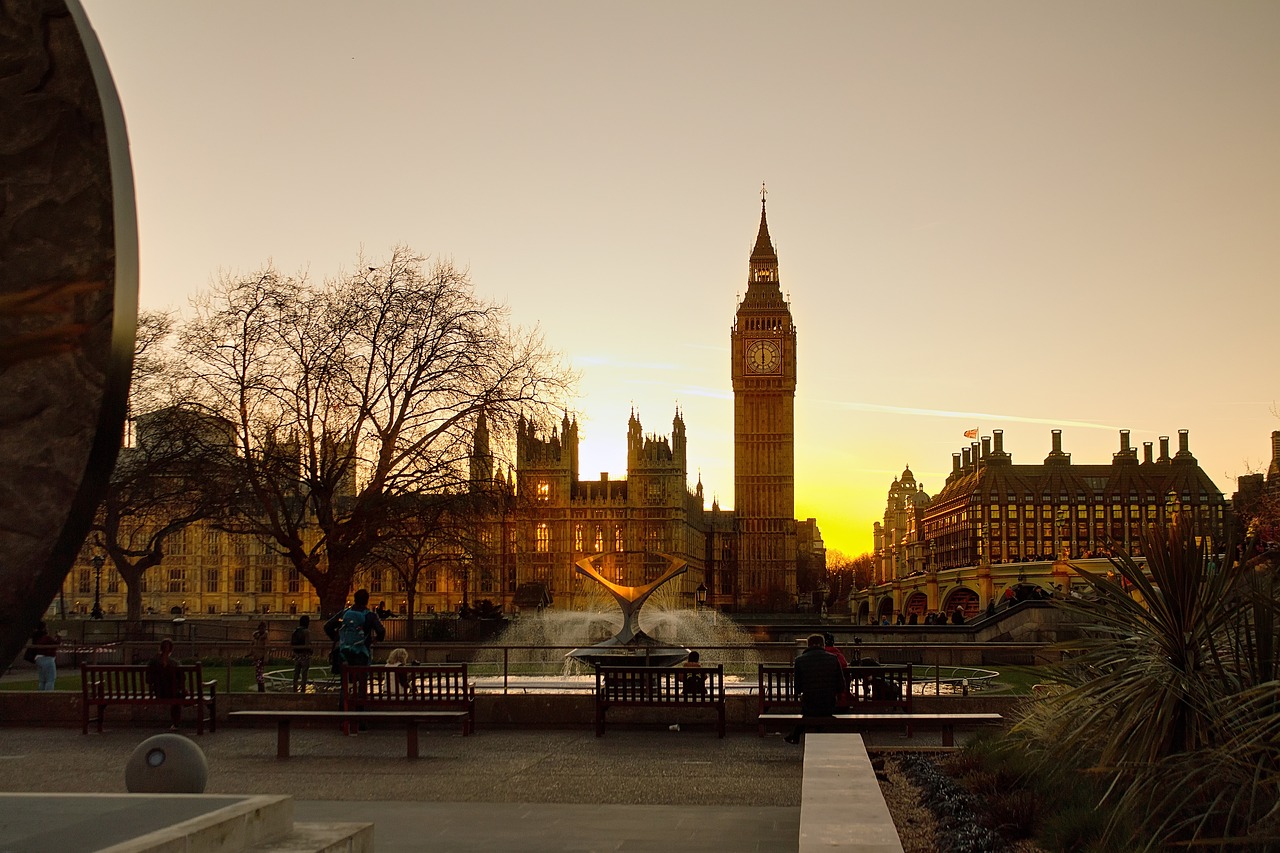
81,662,218,735
758,663,912,736
595,664,726,738
757,712,1004,747
227,709,467,759
340,664,475,735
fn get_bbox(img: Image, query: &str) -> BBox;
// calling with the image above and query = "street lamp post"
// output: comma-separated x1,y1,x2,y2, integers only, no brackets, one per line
694,581,714,625
90,555,104,620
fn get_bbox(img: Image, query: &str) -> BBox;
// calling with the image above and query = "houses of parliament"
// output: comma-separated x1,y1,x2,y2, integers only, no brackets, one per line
62,199,825,618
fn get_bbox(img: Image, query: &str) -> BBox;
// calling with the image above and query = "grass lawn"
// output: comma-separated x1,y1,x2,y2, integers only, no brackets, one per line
1,661,313,693
988,664,1056,695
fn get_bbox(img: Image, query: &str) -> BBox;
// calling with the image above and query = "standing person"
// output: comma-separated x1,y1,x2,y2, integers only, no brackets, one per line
251,621,269,692
951,606,966,625
290,615,313,693
27,622,59,691
785,634,846,744
146,638,185,730
325,589,385,733
324,589,385,671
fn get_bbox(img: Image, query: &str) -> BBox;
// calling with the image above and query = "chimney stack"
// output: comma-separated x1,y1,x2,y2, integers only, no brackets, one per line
1177,429,1191,457
962,447,972,468
993,429,1004,454
952,453,962,474
1052,430,1062,454
1158,436,1171,462
1120,430,1131,452
981,436,991,458
1143,442,1153,464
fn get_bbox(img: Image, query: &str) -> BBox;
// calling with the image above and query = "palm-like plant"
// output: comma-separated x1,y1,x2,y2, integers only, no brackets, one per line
1016,513,1280,849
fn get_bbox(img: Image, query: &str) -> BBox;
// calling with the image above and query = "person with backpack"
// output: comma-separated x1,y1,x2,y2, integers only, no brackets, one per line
324,588,385,672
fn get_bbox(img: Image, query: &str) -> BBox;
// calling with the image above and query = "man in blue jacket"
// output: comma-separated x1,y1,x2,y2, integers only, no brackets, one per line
324,588,386,669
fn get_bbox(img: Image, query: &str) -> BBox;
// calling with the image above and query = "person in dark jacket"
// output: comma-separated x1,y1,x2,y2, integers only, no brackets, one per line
786,633,846,744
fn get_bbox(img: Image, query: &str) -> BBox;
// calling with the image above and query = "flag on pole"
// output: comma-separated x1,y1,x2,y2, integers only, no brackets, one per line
963,428,978,439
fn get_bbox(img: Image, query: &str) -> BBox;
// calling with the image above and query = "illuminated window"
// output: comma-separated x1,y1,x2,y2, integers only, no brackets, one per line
594,526,604,553
536,481,550,501
535,524,550,553
574,524,584,552
615,526,624,551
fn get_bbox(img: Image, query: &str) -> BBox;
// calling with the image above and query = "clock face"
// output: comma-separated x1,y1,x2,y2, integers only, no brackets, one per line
745,339,781,374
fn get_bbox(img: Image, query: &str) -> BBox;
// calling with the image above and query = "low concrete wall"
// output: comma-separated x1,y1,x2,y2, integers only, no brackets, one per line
800,734,903,852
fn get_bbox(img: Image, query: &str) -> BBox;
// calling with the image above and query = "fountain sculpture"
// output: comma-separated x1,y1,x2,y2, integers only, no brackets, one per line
565,552,692,667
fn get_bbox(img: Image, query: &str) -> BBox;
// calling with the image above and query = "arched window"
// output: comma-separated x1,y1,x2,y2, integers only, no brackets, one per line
535,524,550,553
594,526,604,553
614,526,624,552
574,524,584,552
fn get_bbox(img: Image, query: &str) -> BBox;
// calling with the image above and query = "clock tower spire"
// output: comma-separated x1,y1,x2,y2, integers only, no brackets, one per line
730,190,797,606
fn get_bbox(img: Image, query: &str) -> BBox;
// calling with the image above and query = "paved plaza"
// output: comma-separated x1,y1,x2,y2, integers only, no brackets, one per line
0,724,815,852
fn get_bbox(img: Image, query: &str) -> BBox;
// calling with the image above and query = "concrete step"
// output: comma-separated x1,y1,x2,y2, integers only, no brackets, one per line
245,822,373,852
106,794,295,852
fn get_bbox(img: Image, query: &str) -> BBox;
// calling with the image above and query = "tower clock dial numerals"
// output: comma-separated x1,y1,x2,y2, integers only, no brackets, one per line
745,339,781,374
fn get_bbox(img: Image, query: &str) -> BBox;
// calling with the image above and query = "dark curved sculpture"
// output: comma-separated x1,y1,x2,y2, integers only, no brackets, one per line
0,1,138,670
566,552,691,668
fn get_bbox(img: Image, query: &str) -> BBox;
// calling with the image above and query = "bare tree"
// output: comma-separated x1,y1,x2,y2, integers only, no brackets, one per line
181,248,573,616
91,311,234,619
362,492,487,635
823,549,874,611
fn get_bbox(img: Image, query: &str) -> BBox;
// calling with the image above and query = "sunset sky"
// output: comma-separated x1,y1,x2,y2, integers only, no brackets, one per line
80,1,1280,556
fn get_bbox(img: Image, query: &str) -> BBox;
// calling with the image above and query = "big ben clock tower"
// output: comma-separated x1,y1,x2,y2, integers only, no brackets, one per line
731,190,797,606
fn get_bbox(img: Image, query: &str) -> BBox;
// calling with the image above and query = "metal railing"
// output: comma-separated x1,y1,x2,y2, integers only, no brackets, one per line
24,640,1057,695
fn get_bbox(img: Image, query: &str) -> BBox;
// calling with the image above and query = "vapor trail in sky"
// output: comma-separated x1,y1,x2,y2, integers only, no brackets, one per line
818,399,1131,433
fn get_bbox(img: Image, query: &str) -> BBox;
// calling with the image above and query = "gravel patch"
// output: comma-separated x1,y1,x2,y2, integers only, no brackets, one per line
876,754,941,852
876,752,1049,853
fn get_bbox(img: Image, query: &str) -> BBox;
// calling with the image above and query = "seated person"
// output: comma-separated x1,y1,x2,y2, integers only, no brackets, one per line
681,651,706,697
145,638,186,730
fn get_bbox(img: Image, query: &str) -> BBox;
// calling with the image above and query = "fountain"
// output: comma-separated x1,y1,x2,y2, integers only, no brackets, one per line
564,552,691,668
471,553,762,690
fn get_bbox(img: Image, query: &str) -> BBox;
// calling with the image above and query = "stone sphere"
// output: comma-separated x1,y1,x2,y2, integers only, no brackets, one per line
124,733,208,794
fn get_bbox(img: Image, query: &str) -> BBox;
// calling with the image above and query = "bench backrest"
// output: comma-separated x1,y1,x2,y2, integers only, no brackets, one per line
758,663,912,712
80,663,207,701
596,665,724,705
340,664,473,707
